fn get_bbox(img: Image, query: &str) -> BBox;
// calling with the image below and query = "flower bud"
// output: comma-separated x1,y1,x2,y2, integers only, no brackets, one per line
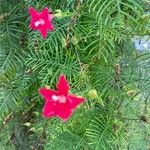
54,9,63,18
88,89,98,99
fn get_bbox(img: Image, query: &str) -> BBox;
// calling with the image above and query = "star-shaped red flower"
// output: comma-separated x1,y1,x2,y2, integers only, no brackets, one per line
39,74,85,121
28,7,54,39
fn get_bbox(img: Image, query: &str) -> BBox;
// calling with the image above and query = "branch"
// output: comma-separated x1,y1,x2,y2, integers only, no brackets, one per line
0,112,13,132
66,0,81,48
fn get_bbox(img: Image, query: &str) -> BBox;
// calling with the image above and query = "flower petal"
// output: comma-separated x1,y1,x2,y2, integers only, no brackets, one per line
42,7,49,14
49,14,54,20
39,88,57,102
57,74,70,95
56,109,73,121
28,7,39,16
29,7,39,29
68,94,85,109
39,28,48,39
41,7,49,21
48,23,55,31
41,8,54,32
43,102,55,118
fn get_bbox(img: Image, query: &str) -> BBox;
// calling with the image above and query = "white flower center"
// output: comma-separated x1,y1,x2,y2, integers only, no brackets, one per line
34,19,45,27
52,95,67,103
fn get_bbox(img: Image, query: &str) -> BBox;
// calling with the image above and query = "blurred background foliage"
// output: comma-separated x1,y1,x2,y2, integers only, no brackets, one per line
0,0,150,149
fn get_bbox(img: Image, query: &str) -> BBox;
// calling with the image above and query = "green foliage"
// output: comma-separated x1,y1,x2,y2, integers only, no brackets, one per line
86,116,125,150
0,0,150,149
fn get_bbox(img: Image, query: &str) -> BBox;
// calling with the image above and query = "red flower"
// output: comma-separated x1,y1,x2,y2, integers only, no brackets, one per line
39,74,85,121
28,7,54,39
